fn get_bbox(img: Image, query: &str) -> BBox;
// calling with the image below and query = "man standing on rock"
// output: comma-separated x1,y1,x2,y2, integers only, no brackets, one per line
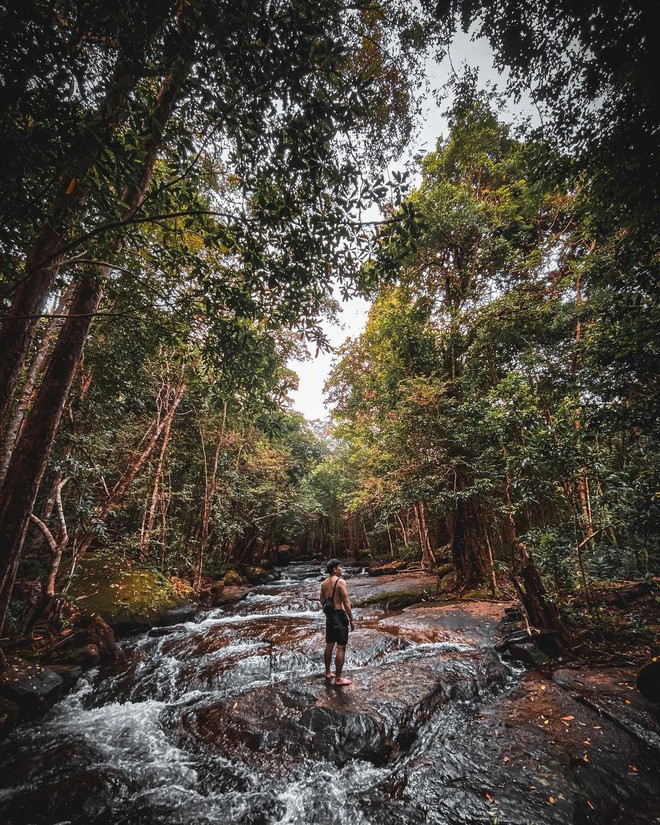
320,559,355,686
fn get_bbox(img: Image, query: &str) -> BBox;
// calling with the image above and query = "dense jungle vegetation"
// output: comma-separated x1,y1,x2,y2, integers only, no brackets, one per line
0,0,657,649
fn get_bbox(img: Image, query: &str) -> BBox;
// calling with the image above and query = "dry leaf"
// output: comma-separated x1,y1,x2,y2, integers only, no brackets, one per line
549,796,556,804
582,754,589,763
561,716,574,721
587,801,595,810
65,178,76,195
485,792,496,803
503,756,510,764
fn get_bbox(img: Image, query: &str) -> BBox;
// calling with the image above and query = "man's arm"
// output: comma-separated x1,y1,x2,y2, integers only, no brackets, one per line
339,580,355,629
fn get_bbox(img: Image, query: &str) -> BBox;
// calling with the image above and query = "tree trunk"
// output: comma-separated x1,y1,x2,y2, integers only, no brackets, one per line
0,276,102,636
0,283,75,489
414,500,436,570
0,52,145,425
510,545,570,644
138,387,176,562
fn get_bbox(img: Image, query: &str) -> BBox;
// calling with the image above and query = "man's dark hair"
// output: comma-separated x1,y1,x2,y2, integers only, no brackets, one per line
326,558,341,575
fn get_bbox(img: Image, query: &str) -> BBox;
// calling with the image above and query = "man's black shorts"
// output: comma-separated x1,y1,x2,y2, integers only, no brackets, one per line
326,609,349,645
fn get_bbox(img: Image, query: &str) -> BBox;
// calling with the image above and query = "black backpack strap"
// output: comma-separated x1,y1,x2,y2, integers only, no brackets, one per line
331,576,340,600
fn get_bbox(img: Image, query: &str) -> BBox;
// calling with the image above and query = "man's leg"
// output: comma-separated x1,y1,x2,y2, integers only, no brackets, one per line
334,644,346,678
324,642,335,677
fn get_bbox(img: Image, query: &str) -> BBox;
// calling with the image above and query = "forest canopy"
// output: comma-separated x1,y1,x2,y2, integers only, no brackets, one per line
0,1,657,645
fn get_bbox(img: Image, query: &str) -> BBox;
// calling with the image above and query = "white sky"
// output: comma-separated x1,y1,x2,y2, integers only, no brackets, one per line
288,29,529,421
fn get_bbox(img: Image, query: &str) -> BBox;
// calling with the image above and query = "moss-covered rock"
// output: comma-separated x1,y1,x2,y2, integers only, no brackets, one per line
67,553,195,631
223,569,248,586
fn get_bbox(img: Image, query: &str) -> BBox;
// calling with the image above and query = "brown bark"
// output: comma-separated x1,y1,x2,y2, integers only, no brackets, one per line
0,53,145,426
0,276,102,636
0,283,75,489
510,544,570,644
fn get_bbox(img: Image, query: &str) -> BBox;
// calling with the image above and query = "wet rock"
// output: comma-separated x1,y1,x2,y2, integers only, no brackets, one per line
244,565,272,584
505,641,552,667
276,546,292,565
47,664,83,692
154,603,197,627
0,767,135,825
200,579,225,607
55,643,101,669
636,657,660,703
0,657,63,718
148,624,187,638
365,671,660,825
553,666,660,755
214,585,250,606
368,560,407,576
0,696,20,738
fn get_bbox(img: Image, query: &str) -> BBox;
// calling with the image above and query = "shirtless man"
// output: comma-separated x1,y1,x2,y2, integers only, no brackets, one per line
319,559,355,686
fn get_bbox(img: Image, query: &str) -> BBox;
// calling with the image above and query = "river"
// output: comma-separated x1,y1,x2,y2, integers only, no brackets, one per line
1,562,658,824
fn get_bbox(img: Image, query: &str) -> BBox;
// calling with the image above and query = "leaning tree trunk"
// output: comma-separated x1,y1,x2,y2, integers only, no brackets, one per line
0,282,75,489
0,276,102,636
0,53,144,427
0,48,195,635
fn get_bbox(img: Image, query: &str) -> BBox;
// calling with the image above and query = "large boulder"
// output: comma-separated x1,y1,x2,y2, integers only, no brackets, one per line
66,553,196,635
200,579,225,607
0,657,63,718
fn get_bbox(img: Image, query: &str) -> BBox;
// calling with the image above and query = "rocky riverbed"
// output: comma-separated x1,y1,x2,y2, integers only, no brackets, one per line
0,562,658,824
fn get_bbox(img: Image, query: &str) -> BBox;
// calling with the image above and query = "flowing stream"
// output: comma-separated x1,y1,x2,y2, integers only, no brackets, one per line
1,563,659,825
